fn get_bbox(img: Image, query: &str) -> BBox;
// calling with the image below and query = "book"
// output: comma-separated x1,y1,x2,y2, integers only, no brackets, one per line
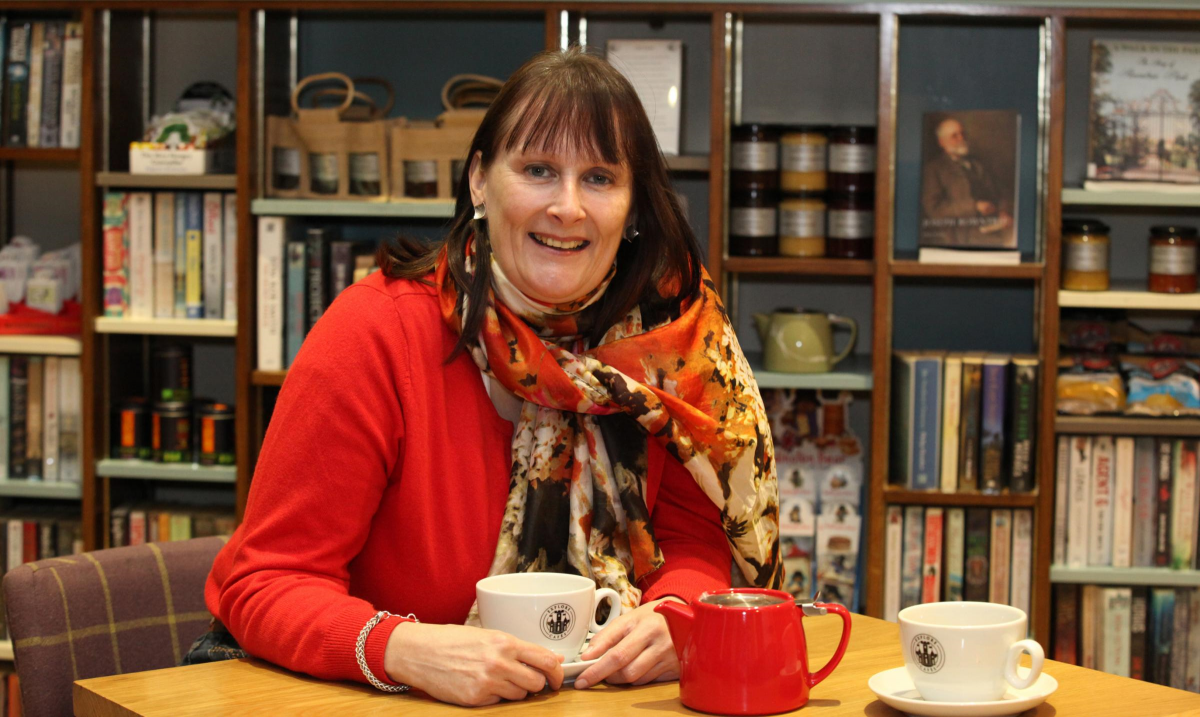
203,192,224,319
988,509,1012,605
58,358,80,484
9,356,27,478
286,241,307,367
42,356,59,482
330,240,367,298
944,507,965,601
1111,437,1135,569
918,109,1020,249
1006,356,1037,492
940,355,962,493
964,507,990,602
1067,436,1092,567
884,505,903,622
901,505,924,609
129,509,146,546
58,22,82,148
1171,588,1190,689
223,194,237,320
1081,584,1098,669
127,192,154,319
979,356,1009,492
26,23,42,148
154,192,176,318
1101,588,1132,678
1089,435,1115,567
306,227,329,328
38,21,62,148
0,357,9,480
1156,439,1174,567
1010,509,1032,616
1189,588,1200,691
174,193,188,317
6,519,21,571
916,247,1021,265
1133,437,1158,568
1172,440,1197,570
5,24,30,146
1053,436,1069,565
1131,587,1149,681
25,357,43,478
1151,588,1175,685
102,192,130,317
921,507,944,603
256,216,286,371
892,352,942,490
958,355,983,491
1054,583,1079,664
185,192,204,318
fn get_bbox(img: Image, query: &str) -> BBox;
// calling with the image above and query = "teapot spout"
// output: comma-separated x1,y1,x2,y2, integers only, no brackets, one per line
752,313,770,342
654,600,694,662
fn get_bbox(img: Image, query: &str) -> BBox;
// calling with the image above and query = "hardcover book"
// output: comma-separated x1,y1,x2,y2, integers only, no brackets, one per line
980,356,1009,492
958,355,984,491
891,352,942,490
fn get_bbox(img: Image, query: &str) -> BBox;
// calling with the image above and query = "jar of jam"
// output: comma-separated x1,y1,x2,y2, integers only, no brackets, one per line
780,126,827,193
1149,225,1198,294
404,160,438,198
828,126,876,194
309,153,339,195
827,191,874,259
731,124,779,192
778,194,826,257
729,189,778,257
113,397,150,460
1061,218,1111,291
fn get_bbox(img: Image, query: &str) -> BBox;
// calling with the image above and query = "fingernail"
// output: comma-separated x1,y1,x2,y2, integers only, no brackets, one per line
575,679,589,690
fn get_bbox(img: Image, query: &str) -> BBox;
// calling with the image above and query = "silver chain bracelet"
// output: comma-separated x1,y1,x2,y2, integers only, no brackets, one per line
355,610,418,693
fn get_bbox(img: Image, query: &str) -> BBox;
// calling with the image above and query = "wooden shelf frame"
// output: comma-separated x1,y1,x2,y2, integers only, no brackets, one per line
882,488,1039,509
1050,566,1200,587
1056,416,1200,437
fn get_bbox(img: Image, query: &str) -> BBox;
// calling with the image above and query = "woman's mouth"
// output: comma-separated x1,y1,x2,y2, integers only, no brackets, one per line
530,233,589,252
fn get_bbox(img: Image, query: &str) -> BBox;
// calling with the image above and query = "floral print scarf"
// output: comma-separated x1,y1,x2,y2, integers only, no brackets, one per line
436,242,781,615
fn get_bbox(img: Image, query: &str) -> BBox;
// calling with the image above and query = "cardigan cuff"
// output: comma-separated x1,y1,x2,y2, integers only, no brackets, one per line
639,562,729,605
321,603,411,687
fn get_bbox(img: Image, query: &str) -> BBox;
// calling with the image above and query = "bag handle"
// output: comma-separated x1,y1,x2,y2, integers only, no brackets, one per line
441,73,504,111
292,72,355,117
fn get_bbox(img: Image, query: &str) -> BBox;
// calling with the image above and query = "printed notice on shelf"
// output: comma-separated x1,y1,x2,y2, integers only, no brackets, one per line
606,39,683,156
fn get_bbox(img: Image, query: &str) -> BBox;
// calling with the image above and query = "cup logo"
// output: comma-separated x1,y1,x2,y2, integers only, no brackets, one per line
541,603,575,640
912,634,944,674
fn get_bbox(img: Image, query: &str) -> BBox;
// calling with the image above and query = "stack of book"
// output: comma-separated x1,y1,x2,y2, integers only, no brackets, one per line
108,503,235,547
1,19,83,148
0,508,84,640
1054,436,1199,570
0,355,81,483
892,352,1038,493
102,192,237,322
256,217,377,370
884,506,1034,622
1055,584,1200,692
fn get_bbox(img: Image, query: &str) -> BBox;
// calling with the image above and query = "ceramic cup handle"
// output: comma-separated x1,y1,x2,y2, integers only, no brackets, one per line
590,588,622,633
1004,638,1044,690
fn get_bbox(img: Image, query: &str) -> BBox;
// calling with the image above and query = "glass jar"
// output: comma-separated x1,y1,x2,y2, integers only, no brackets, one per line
272,148,301,190
729,189,778,257
1149,225,1198,294
309,153,339,195
780,126,827,193
1061,218,1111,291
404,160,438,198
828,126,876,194
827,191,874,259
349,152,382,196
731,124,779,192
778,194,826,257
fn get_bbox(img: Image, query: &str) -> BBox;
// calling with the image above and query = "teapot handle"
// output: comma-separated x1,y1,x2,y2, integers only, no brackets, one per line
806,602,852,689
827,315,858,369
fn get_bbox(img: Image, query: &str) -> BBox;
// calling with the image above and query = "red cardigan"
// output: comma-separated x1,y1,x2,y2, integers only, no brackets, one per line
205,272,732,687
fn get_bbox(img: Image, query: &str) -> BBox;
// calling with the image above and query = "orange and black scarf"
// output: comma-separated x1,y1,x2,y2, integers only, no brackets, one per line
437,241,781,614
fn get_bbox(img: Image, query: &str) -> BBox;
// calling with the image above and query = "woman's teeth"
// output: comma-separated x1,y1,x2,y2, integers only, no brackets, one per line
531,233,587,251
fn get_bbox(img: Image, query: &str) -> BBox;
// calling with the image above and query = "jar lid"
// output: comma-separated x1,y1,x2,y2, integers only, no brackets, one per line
732,123,779,138
829,125,877,142
780,195,827,209
1062,218,1110,235
730,188,780,202
780,124,830,135
1151,225,1199,238
119,396,149,411
154,401,190,412
198,403,234,417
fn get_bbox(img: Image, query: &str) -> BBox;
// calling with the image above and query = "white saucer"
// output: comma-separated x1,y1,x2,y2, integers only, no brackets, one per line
867,666,1058,717
561,657,600,684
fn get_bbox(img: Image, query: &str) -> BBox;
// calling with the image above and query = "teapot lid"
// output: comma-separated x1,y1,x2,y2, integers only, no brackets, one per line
699,593,788,608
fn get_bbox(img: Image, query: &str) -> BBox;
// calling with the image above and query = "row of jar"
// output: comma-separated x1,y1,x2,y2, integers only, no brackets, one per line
732,124,876,195
729,189,874,259
1062,219,1198,294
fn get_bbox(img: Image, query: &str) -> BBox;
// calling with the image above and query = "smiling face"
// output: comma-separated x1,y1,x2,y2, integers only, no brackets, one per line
469,145,633,305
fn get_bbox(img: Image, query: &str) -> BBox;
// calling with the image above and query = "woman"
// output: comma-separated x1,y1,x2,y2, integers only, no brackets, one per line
201,47,781,707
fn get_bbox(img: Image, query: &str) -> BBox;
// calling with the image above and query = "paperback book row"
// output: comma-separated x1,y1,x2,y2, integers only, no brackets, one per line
103,192,237,321
0,355,81,482
108,503,235,548
0,509,85,641
769,389,863,609
0,673,19,717
1053,435,1200,570
1,18,83,148
891,352,1039,493
256,217,379,371
1054,584,1200,692
883,506,1034,623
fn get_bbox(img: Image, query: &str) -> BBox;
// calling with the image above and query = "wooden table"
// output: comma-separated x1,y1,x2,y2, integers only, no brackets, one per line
75,612,1200,716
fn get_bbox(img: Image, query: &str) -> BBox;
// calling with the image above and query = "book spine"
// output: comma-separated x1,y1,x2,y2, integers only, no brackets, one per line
890,354,915,487
980,358,1008,492
884,505,903,621
921,507,944,603
256,216,286,371
109,506,128,548
0,357,9,481
57,23,81,148
38,522,53,560
102,192,130,317
127,192,154,319
1172,588,1190,689
129,510,146,546
330,241,354,299
1067,436,1092,567
940,356,962,492
1112,437,1135,569
286,242,307,368
1104,588,1132,678
1010,509,1032,615
1131,587,1149,681
8,356,26,478
1133,437,1158,567
944,507,965,601
901,505,924,609
25,357,42,478
964,507,990,602
38,22,61,148
1054,583,1079,664
1081,585,1097,670
42,356,58,482
154,193,175,318
1054,435,1069,565
1172,440,1197,570
913,356,942,490
306,228,328,328
1189,588,1200,691
1090,435,1115,567
1157,439,1174,568
1007,358,1037,492
173,194,187,318
25,23,42,148
5,25,29,146
185,193,203,318
223,194,237,320
203,192,223,319
21,521,34,563
988,509,1012,605
1151,588,1175,685
58,358,79,484
6,520,21,571
958,358,983,490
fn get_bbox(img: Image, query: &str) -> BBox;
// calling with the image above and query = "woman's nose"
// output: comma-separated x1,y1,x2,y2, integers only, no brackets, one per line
547,180,586,224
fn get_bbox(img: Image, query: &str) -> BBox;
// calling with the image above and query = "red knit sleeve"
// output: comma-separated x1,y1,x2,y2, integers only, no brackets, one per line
208,281,414,686
637,449,733,605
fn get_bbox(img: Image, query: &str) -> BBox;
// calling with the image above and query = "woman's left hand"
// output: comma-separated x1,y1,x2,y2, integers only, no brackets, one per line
572,597,682,690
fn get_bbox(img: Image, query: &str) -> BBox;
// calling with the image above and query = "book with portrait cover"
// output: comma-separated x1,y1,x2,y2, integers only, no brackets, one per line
918,109,1020,250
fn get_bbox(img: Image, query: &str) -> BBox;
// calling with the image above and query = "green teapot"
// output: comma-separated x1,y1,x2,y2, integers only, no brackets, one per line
752,309,858,374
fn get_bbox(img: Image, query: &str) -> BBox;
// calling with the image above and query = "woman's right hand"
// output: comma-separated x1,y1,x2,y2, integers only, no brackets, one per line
383,622,565,706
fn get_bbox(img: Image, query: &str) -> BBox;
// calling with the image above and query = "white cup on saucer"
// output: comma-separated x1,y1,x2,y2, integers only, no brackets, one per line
898,601,1044,703
476,573,622,661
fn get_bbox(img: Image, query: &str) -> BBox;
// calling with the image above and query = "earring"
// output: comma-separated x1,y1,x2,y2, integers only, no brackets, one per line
623,225,639,242
473,203,487,220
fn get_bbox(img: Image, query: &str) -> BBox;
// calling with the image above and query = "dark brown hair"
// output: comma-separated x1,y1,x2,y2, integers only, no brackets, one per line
376,46,702,356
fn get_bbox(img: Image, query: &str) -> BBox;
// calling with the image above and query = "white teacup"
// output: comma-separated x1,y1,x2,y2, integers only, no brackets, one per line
476,573,623,661
898,601,1044,703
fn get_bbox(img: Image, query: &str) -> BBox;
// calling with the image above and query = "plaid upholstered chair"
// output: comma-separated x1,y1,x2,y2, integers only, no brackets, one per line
2,536,226,717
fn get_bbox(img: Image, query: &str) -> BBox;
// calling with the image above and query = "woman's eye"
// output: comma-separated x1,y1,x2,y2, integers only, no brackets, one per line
588,173,613,185
527,165,549,178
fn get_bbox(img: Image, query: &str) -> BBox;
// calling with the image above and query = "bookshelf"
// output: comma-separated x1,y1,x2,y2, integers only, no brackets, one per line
93,318,238,338
1062,187,1200,209
0,481,82,501
95,172,238,190
747,353,874,391
1058,282,1200,311
1050,566,1200,588
0,336,82,355
94,460,237,484
250,198,456,219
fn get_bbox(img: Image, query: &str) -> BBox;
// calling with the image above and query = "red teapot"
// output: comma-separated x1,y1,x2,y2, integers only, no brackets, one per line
655,589,851,715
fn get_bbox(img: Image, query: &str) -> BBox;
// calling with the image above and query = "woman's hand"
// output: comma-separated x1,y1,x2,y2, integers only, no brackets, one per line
384,622,565,707
572,597,682,689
